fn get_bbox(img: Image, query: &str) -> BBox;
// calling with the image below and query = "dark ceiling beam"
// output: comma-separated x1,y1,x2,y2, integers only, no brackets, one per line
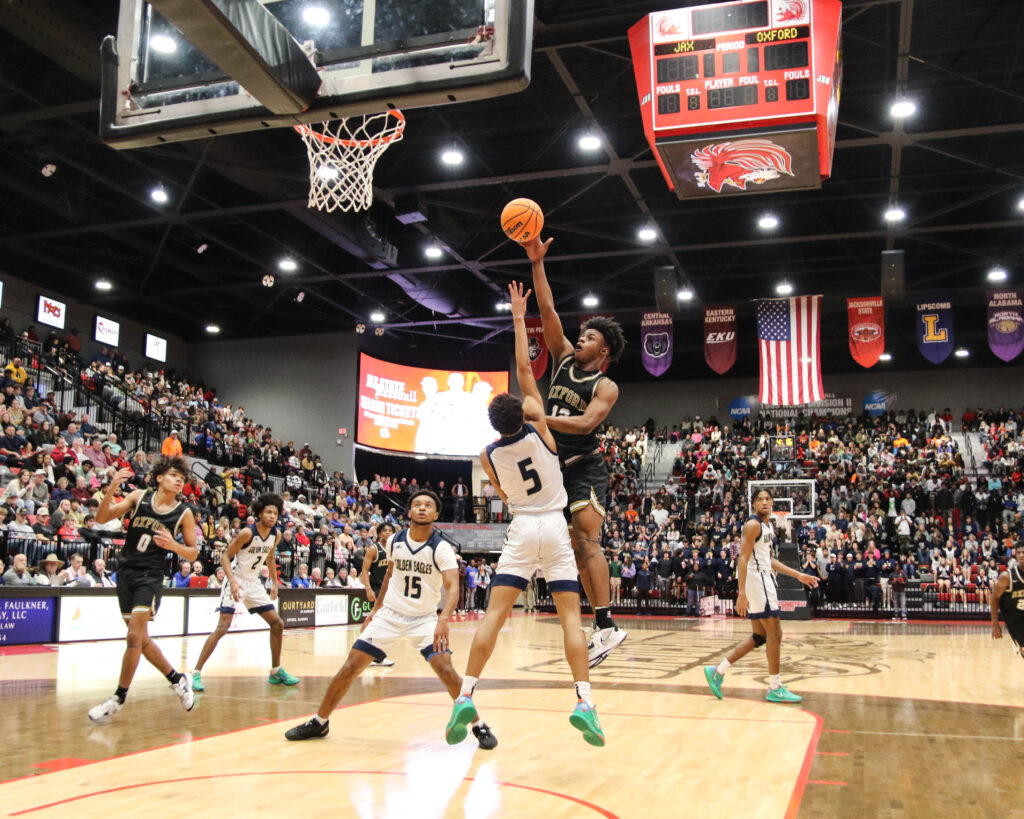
0,99,98,129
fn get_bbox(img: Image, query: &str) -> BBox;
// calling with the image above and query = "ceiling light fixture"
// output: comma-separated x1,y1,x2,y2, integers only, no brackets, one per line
582,294,599,307
1018,196,1024,212
95,279,113,291
496,301,512,311
987,266,1008,282
150,35,177,54
578,134,601,151
205,324,220,334
677,288,694,302
890,99,916,119
278,258,297,272
370,310,386,323
424,246,443,259
884,206,906,223
150,187,169,204
441,148,464,166
878,353,892,362
637,226,657,242
758,214,779,230
316,164,339,180
196,243,209,254
302,6,330,26
776,282,793,295
954,348,969,358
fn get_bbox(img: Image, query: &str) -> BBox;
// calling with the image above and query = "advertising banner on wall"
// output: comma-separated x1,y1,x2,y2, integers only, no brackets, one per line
186,594,274,635
0,597,56,645
915,294,954,364
704,306,737,375
525,316,548,380
721,391,898,421
640,311,673,376
987,289,1024,362
278,589,317,628
314,591,354,627
356,353,509,456
58,595,185,642
847,296,885,368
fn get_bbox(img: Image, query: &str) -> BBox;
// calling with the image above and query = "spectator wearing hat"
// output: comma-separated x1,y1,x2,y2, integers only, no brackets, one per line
34,553,66,586
28,469,51,510
162,429,183,457
31,506,55,542
9,506,35,539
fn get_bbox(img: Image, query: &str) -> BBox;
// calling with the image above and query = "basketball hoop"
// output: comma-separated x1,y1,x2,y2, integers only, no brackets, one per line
294,110,406,213
772,510,790,539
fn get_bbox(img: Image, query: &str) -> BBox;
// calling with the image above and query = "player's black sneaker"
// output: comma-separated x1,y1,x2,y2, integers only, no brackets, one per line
285,717,329,741
472,722,498,750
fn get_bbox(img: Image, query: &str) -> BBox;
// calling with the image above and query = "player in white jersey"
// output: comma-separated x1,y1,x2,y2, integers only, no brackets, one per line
704,488,818,703
190,493,299,690
445,281,604,748
286,489,497,748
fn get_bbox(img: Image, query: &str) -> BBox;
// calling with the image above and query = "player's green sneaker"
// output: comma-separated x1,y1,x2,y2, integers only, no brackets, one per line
703,666,723,700
268,667,300,686
191,671,205,692
445,695,478,745
569,702,606,747
766,685,802,703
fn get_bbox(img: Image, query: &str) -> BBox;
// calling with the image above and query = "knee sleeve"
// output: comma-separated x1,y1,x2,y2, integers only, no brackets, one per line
751,632,767,648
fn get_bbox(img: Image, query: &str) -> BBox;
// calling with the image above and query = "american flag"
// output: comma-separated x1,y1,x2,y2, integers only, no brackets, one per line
756,296,824,405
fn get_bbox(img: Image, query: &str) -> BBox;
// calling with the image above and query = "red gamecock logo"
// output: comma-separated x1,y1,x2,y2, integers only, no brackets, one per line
655,12,687,38
776,0,807,22
691,139,795,192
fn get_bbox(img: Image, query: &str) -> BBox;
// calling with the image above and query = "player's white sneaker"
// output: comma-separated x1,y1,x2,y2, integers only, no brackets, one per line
588,626,627,668
88,695,123,724
171,673,195,712
370,658,395,667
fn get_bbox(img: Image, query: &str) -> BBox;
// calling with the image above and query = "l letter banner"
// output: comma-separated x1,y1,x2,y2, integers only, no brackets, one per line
525,316,548,380
704,306,737,375
847,296,885,368
987,289,1024,362
640,311,673,376
915,294,954,364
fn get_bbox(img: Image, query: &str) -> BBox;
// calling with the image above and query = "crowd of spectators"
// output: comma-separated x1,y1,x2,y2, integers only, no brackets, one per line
1,309,1019,617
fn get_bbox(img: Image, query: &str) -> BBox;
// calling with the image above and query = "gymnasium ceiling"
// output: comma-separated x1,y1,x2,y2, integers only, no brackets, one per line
1,0,1023,380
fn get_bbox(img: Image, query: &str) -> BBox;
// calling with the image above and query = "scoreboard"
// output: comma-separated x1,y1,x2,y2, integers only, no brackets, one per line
629,0,842,199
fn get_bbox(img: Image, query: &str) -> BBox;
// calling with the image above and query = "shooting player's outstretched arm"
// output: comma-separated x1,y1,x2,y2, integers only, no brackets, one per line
523,237,573,361
508,281,557,451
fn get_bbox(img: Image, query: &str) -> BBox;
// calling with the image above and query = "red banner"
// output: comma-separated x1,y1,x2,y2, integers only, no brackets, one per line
847,296,885,368
704,306,737,375
579,313,614,373
524,316,548,380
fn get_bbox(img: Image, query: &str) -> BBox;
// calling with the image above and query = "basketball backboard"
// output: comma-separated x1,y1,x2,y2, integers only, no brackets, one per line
747,479,815,521
101,0,533,148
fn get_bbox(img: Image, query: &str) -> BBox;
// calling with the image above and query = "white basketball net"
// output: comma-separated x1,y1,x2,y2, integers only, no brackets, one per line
294,110,405,213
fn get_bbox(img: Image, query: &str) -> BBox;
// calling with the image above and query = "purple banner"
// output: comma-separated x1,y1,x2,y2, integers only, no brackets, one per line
915,294,954,365
640,311,673,377
0,597,55,645
987,289,1024,362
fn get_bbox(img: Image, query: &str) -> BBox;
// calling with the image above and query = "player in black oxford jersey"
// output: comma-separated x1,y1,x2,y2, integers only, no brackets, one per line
88,457,199,723
991,541,1024,660
360,522,396,667
524,235,628,667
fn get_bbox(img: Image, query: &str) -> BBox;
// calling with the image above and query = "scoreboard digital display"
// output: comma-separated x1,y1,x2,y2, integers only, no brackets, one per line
629,0,843,199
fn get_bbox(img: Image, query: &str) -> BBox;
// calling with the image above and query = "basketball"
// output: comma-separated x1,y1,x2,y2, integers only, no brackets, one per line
500,198,544,243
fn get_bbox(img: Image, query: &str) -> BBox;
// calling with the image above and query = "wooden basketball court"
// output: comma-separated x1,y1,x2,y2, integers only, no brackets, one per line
1,614,1019,817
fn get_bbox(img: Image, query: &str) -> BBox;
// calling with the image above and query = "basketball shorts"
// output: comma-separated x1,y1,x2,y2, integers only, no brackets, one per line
353,607,443,662
745,570,780,619
218,575,275,614
561,454,608,520
117,568,164,620
493,511,579,594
